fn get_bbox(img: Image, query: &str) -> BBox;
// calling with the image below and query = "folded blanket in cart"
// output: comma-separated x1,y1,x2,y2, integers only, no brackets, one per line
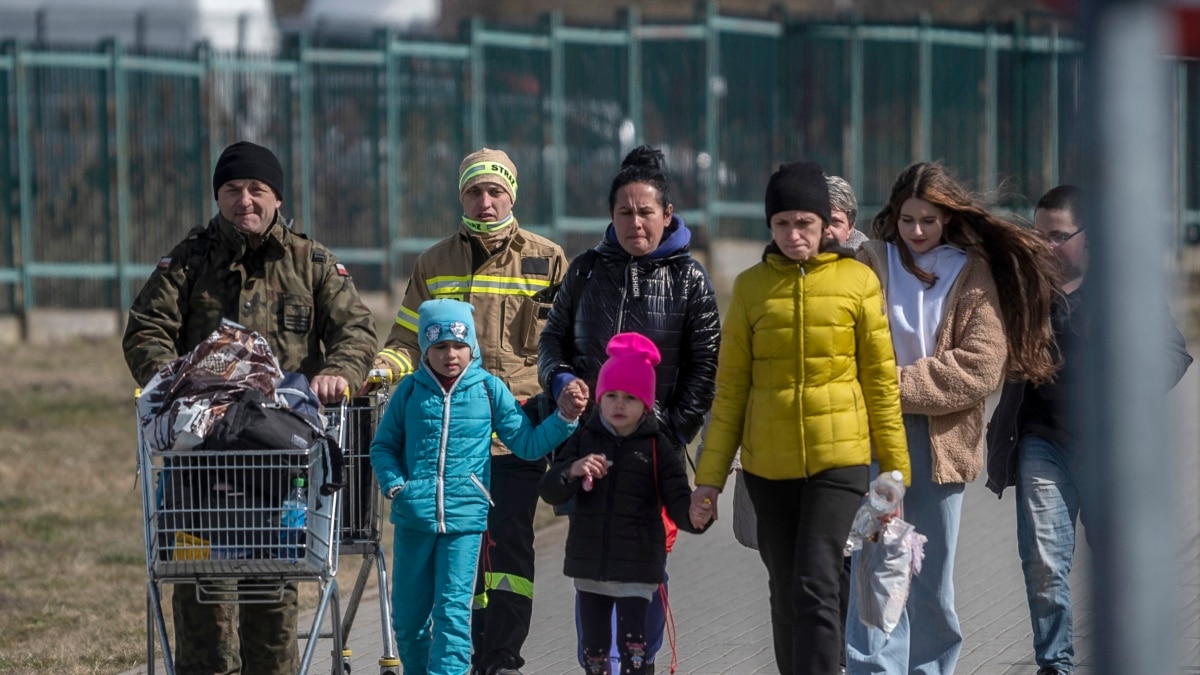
138,319,282,451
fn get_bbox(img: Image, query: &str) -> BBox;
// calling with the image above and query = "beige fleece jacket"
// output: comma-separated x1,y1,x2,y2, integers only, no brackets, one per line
857,241,1007,484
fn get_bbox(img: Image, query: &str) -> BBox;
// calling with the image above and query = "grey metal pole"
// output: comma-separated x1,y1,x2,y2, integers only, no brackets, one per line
1080,2,1177,674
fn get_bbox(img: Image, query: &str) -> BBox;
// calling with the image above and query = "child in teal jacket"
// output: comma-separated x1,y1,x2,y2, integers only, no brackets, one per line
370,298,587,675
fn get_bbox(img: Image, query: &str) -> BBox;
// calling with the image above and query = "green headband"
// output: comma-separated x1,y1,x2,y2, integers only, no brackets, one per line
458,161,518,202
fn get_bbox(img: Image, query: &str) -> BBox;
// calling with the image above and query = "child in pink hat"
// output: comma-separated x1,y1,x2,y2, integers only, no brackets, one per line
540,332,710,675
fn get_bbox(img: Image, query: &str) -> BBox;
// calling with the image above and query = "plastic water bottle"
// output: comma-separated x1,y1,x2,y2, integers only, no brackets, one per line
279,477,307,561
847,470,906,552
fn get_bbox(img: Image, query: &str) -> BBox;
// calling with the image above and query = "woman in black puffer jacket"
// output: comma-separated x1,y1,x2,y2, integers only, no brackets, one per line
539,146,721,448
538,145,721,673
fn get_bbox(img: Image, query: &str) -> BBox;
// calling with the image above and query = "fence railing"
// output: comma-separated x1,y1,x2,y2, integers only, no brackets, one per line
1,3,1196,314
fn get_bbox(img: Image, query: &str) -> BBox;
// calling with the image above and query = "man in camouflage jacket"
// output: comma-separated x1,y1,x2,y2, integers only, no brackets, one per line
373,148,567,675
123,140,377,674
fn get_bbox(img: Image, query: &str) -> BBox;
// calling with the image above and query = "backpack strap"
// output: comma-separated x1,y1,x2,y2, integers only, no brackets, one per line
652,436,662,506
482,375,497,427
183,220,217,290
308,237,327,295
183,217,327,296
567,248,599,309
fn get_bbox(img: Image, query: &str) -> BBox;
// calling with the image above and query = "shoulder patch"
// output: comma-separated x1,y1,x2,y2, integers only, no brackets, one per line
157,257,172,269
335,263,349,277
522,257,551,275
312,249,326,264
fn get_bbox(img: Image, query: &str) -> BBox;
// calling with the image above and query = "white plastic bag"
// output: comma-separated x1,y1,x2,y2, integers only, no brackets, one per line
853,517,927,634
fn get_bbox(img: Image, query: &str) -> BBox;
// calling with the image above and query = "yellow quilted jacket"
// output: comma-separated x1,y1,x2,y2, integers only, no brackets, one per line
695,248,910,489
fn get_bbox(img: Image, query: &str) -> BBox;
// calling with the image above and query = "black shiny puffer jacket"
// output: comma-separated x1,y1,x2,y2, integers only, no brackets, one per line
538,216,721,444
539,413,706,584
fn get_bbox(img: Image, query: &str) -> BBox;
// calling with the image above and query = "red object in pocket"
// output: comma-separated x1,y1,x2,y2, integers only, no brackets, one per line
662,506,678,554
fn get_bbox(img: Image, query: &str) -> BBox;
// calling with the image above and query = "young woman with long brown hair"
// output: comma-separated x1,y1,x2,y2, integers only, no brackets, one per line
846,161,1058,675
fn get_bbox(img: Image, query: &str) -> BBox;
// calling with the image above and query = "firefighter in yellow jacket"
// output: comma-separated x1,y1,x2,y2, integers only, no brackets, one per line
373,148,568,675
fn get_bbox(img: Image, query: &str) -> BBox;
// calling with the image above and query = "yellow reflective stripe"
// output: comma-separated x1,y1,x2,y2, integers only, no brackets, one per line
425,275,551,296
432,287,541,299
378,349,413,382
396,306,419,332
482,571,535,600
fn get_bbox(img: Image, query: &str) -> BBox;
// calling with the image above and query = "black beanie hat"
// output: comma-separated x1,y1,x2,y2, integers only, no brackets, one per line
212,141,284,200
764,161,831,227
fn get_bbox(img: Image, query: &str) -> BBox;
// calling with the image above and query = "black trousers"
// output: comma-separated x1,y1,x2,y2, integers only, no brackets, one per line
471,453,546,672
743,466,869,675
578,591,651,674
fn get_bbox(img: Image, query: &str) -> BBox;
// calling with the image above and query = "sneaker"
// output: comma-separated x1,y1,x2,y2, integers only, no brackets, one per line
485,662,523,675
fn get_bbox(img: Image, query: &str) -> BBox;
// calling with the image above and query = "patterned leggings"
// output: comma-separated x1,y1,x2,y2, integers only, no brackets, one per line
577,591,651,675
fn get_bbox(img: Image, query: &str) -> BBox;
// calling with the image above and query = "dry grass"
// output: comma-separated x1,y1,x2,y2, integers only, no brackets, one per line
0,337,147,674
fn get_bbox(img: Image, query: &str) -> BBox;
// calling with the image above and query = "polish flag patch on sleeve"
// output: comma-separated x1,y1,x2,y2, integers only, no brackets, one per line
335,263,349,277
157,257,172,269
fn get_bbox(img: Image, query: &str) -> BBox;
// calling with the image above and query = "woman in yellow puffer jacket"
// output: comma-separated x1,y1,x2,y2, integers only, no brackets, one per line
691,161,910,675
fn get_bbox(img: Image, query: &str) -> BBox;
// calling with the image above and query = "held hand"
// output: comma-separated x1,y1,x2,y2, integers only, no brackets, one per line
311,374,350,404
357,361,393,396
879,501,904,526
557,379,589,421
568,382,589,415
690,486,720,528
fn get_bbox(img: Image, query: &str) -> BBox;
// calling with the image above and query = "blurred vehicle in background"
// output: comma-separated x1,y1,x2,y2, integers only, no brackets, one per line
299,0,438,39
0,0,279,53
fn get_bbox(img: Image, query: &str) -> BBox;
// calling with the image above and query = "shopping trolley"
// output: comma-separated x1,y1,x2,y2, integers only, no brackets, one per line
318,372,400,675
138,400,347,675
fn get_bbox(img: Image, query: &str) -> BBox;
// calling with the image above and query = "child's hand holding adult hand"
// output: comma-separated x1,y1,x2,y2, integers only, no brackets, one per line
557,379,590,421
689,486,719,528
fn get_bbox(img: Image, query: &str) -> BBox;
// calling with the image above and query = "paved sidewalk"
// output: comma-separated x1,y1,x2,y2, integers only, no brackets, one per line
311,475,1087,675
126,368,1200,674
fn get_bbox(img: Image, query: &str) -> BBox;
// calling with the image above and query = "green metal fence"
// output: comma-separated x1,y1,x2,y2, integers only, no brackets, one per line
1,4,1197,315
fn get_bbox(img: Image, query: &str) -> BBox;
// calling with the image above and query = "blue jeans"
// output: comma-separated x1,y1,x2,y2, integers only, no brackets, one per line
847,415,964,675
1015,434,1089,674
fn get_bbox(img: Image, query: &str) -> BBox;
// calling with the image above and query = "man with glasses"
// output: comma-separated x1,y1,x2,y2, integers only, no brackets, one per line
985,185,1192,675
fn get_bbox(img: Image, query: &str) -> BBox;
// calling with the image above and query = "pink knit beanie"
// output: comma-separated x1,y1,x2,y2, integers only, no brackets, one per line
595,332,661,411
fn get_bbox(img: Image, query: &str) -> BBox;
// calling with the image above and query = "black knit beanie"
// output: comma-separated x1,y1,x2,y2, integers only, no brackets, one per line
212,141,285,200
764,161,830,227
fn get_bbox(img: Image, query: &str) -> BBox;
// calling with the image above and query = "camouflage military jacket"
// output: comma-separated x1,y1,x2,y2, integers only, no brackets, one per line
123,215,377,389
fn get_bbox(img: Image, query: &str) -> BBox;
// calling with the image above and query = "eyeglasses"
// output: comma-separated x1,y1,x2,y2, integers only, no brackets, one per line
1040,229,1084,246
